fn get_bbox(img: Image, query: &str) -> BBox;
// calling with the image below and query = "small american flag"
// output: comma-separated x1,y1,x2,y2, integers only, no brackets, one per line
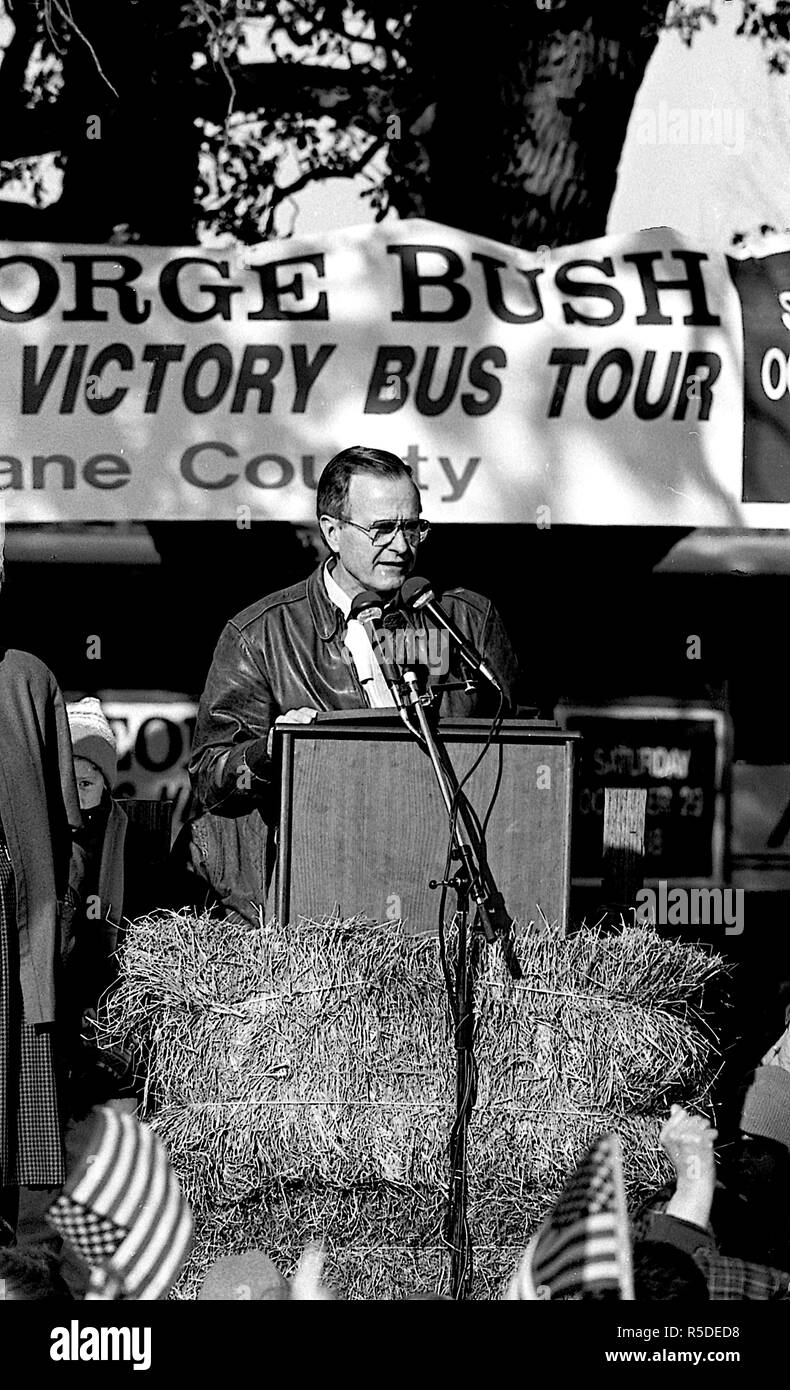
47,1106,193,1301
528,1132,634,1301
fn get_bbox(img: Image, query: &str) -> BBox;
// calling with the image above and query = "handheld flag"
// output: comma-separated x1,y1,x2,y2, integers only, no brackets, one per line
509,1132,633,1301
47,1106,193,1301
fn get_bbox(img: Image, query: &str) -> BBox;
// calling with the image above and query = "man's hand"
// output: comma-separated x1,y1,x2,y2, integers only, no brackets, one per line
661,1104,718,1230
266,707,318,757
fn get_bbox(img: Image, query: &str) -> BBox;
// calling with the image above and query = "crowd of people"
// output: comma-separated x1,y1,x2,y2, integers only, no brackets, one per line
2,1045,789,1300
0,678,149,1298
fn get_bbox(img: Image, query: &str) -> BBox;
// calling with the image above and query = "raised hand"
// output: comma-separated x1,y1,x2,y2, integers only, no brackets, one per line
661,1104,718,1230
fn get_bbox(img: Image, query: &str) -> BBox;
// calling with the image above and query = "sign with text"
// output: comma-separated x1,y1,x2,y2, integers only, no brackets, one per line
559,705,729,886
0,221,788,524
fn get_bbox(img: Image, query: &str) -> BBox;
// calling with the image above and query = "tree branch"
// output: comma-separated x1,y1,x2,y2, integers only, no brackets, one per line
46,0,120,96
0,54,390,162
193,57,389,120
193,0,238,118
368,10,404,68
262,129,385,232
273,131,384,203
275,0,375,52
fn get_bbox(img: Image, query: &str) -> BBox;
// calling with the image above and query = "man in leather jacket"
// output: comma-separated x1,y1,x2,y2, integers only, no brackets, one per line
186,445,521,922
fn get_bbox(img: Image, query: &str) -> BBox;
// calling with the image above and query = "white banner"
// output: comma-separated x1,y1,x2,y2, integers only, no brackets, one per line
1,220,788,525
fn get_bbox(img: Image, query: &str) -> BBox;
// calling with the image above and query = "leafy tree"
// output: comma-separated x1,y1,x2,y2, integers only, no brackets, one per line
0,0,786,248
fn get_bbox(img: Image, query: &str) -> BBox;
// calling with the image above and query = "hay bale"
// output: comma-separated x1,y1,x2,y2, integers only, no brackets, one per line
99,911,723,1299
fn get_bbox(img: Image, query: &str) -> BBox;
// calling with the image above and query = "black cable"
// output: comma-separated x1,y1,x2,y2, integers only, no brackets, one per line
451,690,505,834
447,691,505,854
482,735,505,844
437,870,457,1024
437,687,505,1298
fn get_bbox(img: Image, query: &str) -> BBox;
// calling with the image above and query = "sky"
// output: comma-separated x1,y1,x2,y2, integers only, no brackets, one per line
609,2,790,248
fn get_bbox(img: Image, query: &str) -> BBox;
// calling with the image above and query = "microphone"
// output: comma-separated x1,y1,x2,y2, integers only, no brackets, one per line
349,589,407,707
399,576,503,694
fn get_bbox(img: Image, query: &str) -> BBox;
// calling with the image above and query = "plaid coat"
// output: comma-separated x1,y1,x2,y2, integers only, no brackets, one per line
636,1208,790,1300
0,647,85,1024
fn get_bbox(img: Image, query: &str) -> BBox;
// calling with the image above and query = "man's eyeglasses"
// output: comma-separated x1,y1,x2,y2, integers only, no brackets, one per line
326,516,431,547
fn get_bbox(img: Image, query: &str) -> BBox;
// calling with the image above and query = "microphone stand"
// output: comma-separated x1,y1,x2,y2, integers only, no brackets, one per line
398,668,520,1300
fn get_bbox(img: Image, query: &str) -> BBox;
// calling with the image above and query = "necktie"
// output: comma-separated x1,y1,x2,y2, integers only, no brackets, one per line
343,618,397,708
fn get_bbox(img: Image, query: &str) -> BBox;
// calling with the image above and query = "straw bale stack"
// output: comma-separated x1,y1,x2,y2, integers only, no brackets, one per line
99,910,723,1299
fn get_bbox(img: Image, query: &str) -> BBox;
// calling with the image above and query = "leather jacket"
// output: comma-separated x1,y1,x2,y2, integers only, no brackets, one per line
186,561,520,919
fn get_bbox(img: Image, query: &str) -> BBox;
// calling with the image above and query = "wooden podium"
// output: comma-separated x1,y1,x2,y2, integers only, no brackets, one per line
272,712,579,934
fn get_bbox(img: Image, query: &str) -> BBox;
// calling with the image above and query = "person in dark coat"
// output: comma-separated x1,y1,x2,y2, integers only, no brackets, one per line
0,542,85,1255
62,697,145,1119
65,698,128,1016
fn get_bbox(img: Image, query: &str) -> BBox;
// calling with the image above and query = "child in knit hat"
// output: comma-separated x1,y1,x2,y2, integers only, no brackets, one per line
65,699,134,1113
68,697,118,818
67,698,126,951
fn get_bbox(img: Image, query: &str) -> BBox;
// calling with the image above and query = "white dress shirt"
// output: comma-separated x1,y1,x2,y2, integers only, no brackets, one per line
323,562,397,708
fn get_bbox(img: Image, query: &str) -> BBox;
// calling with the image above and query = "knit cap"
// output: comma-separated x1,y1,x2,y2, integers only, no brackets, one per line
740,1065,790,1149
67,697,117,790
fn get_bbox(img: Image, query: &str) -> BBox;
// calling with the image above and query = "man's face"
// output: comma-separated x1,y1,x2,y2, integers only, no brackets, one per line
322,471,423,598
